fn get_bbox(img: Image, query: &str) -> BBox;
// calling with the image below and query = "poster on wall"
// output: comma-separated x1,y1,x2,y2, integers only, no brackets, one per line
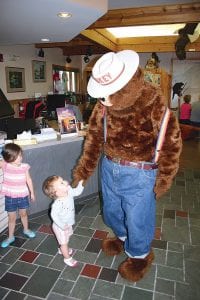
143,70,161,87
171,60,200,110
5,67,25,92
32,60,46,82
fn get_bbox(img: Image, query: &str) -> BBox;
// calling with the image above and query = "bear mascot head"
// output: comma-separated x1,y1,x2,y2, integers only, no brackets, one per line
73,50,182,282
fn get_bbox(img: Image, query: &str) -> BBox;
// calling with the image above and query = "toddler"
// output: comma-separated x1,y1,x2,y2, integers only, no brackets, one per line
42,175,84,267
180,94,192,124
0,143,36,248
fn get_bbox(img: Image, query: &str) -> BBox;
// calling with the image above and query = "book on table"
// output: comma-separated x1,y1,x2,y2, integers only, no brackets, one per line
56,107,78,136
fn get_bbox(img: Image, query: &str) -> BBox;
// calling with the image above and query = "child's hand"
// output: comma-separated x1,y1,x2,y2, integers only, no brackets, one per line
79,180,84,187
30,192,36,202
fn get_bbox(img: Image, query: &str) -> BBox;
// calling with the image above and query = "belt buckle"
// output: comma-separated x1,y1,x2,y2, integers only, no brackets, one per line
129,161,140,168
137,162,149,170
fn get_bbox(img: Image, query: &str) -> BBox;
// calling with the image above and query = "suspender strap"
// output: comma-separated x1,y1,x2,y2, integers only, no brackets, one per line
153,107,170,163
103,107,107,143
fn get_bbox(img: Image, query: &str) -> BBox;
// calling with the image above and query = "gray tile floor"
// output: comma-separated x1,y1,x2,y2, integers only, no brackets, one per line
0,141,200,300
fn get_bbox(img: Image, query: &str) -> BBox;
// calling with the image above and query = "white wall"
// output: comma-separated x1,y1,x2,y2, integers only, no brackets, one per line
0,44,82,100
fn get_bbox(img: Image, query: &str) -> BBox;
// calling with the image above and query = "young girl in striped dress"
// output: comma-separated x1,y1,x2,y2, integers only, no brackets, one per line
0,143,36,248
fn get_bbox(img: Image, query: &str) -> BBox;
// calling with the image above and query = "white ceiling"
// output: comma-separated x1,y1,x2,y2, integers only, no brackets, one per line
0,0,107,45
0,0,197,46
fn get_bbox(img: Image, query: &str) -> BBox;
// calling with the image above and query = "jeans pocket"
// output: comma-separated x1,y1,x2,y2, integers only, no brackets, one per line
141,168,158,180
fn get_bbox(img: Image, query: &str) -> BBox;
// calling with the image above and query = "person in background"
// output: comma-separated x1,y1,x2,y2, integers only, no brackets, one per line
179,94,192,124
42,175,84,267
190,95,200,127
0,143,36,248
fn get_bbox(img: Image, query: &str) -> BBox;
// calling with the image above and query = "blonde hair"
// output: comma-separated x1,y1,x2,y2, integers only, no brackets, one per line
42,175,59,200
183,94,191,104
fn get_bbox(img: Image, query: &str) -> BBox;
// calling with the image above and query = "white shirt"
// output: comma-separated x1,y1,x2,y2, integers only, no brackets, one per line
51,182,84,230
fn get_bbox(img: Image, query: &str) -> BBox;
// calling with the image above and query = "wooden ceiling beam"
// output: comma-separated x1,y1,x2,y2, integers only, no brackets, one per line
81,29,117,52
117,36,183,45
62,45,108,56
35,42,69,48
117,42,200,53
88,3,200,28
116,37,200,53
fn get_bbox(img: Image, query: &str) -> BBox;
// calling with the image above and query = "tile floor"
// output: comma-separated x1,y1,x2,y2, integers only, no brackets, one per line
0,140,200,300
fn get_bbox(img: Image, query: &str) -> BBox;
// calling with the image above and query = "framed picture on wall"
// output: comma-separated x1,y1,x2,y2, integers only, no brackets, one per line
32,60,46,82
5,67,25,93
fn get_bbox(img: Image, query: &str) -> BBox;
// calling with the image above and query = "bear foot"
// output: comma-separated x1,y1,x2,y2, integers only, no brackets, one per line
118,250,154,282
102,237,124,256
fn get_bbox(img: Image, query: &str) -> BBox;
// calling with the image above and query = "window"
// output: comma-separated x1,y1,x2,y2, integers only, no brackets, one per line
52,65,80,94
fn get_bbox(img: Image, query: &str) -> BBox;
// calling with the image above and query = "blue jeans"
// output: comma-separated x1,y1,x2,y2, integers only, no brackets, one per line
101,156,157,257
5,196,29,212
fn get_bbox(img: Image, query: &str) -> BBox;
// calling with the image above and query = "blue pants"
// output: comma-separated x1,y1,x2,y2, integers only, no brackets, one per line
5,196,29,212
101,156,157,257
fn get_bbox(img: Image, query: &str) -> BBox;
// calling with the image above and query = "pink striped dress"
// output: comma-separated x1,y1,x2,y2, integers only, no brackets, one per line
1,161,30,198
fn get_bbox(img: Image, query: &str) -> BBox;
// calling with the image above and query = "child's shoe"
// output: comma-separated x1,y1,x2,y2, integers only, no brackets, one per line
1,236,15,248
58,248,74,256
64,257,78,267
23,230,36,238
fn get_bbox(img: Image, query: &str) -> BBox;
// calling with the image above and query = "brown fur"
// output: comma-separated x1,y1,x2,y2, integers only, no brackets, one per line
72,65,182,282
118,250,155,282
102,237,124,256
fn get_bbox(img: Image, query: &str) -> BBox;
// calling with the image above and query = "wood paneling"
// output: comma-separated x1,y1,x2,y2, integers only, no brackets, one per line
89,3,200,28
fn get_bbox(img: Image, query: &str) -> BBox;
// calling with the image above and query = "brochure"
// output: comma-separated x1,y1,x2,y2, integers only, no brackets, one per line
56,107,78,135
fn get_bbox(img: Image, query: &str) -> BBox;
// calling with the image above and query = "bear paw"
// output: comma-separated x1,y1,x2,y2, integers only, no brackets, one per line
102,237,124,256
118,250,154,282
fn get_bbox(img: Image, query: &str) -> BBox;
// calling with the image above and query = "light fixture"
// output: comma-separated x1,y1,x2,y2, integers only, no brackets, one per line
107,24,185,38
84,55,90,63
57,12,72,19
41,38,50,42
66,56,72,63
83,46,92,63
38,48,44,57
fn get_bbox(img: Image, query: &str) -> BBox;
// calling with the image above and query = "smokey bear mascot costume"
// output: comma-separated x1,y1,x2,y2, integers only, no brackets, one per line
73,50,182,282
